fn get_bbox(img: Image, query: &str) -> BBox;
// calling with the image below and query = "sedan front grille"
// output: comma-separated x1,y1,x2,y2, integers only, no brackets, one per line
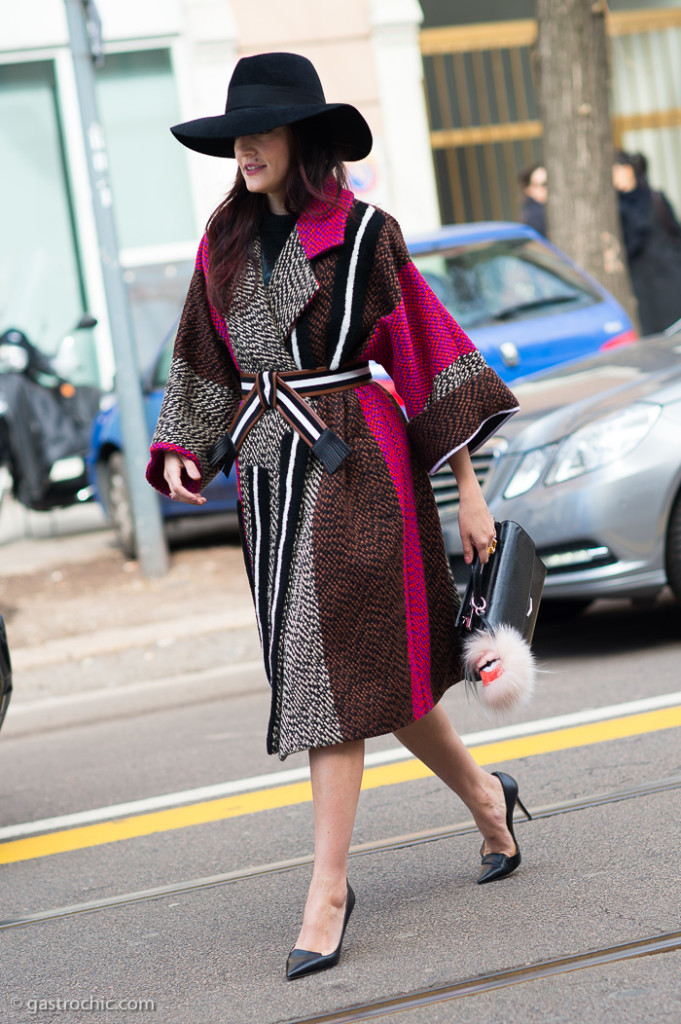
431,446,499,516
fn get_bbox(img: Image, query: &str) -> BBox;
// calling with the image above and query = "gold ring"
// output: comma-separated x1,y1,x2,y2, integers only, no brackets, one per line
487,541,497,556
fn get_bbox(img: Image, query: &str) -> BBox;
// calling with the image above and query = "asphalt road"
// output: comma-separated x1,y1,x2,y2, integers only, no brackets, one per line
1,511,681,1024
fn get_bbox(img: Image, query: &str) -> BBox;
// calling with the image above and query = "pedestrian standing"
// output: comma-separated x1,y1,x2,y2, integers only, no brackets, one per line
146,52,529,980
517,162,548,237
613,150,681,335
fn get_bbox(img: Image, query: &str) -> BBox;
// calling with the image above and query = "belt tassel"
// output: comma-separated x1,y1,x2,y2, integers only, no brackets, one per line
311,428,351,474
208,364,371,477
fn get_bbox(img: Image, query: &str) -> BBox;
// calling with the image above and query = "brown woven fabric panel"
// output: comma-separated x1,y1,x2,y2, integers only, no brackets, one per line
408,367,518,471
424,351,489,411
357,217,404,345
173,268,240,390
409,454,462,700
311,396,413,740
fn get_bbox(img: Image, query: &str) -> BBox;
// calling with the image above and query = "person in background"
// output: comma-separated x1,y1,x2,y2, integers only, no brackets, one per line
613,150,681,336
518,163,548,237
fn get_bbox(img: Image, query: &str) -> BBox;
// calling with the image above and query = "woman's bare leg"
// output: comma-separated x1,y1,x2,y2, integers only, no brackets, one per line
394,703,516,856
294,738,364,954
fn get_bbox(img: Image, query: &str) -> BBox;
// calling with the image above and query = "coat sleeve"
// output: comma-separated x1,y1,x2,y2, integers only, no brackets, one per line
364,215,519,474
146,237,241,496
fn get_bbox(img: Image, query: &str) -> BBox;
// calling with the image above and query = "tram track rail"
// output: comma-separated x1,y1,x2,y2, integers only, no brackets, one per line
2,774,680,931
281,930,681,1024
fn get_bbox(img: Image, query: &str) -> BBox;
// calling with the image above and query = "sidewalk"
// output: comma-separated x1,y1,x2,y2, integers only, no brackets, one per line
0,499,260,710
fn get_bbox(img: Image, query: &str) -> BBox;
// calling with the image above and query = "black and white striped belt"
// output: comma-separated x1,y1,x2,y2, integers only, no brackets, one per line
208,363,373,476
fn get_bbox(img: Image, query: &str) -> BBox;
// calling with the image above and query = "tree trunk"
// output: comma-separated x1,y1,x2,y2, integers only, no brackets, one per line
535,0,639,328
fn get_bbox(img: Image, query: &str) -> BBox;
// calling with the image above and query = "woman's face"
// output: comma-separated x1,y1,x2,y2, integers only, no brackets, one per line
234,125,293,213
613,162,637,193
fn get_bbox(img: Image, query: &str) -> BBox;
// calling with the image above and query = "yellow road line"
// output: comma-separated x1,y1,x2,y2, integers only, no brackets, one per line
2,706,680,866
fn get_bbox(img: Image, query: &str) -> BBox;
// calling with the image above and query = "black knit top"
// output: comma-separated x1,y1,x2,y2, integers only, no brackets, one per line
260,209,298,286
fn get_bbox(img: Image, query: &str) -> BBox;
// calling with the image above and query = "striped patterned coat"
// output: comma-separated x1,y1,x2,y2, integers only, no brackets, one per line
147,188,518,760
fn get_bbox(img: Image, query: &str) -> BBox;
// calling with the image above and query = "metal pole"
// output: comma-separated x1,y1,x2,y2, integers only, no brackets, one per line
63,0,168,576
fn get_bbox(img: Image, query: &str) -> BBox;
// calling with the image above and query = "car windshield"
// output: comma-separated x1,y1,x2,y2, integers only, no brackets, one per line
412,238,601,331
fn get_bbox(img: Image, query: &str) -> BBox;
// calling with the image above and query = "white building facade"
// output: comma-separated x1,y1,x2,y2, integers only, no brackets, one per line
0,0,439,383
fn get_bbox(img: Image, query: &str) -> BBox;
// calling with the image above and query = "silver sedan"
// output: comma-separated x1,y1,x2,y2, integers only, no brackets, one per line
436,329,681,610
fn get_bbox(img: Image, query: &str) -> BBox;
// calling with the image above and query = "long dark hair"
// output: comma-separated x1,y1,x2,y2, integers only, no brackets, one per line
206,121,348,313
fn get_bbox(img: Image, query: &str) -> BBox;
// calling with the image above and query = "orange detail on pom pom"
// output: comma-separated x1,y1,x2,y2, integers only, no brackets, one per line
461,624,536,714
480,662,504,686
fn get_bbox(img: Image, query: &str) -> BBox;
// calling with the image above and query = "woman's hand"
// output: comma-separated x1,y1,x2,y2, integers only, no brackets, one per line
162,452,207,506
447,448,496,565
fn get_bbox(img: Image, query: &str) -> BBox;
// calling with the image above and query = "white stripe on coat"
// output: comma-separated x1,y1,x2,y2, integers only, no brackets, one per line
291,327,302,370
268,433,300,675
329,205,376,370
251,470,267,657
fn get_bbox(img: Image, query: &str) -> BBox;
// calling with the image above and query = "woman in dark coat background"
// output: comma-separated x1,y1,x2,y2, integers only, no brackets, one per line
613,151,681,335
147,52,531,980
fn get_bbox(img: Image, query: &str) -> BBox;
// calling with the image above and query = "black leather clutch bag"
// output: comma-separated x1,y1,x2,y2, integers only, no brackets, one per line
0,615,13,733
455,520,546,713
456,520,546,641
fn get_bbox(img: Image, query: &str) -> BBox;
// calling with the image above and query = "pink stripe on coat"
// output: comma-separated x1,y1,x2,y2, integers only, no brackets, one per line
357,384,433,719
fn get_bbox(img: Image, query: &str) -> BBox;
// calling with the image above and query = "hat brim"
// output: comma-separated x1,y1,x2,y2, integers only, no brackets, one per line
170,103,372,162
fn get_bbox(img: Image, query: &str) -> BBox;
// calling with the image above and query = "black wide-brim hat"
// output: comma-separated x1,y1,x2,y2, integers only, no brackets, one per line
171,52,372,162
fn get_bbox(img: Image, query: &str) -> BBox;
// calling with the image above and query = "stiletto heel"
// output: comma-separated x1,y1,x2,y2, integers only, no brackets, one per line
477,771,531,885
516,793,532,822
286,883,355,980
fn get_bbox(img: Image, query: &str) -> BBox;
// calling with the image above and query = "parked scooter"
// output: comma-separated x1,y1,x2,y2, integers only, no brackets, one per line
0,316,101,512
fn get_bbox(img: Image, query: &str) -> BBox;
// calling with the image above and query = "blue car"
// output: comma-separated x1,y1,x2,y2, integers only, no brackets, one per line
89,222,635,554
88,330,239,556
407,221,635,383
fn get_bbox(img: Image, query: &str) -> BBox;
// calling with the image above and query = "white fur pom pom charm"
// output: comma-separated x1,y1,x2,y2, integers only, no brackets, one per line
462,625,536,714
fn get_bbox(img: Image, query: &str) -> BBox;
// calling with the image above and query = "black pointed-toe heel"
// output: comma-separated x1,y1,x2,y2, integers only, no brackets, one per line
286,883,355,981
478,771,532,885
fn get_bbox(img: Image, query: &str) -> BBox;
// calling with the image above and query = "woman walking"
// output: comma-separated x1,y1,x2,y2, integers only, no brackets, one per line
146,52,528,980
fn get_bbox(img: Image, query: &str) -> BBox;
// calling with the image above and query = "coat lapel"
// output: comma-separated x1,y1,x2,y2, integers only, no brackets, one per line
267,187,354,356
224,187,355,372
296,186,354,259
225,239,297,372
266,228,319,344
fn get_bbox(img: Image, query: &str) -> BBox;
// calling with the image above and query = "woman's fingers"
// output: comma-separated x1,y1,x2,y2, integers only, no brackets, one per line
182,457,201,481
163,453,206,506
461,514,496,565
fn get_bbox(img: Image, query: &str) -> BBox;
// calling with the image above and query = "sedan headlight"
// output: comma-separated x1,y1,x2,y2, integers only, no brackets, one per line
503,403,661,497
545,403,661,485
504,447,554,498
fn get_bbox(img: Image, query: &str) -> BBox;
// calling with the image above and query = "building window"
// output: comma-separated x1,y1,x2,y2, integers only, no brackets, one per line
95,49,196,253
0,61,84,354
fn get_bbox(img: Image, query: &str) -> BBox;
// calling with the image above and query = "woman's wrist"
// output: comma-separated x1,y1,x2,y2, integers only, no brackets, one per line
447,449,480,493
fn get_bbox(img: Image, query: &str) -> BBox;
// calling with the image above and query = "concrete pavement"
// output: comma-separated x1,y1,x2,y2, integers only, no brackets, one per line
0,498,261,720
2,498,681,1022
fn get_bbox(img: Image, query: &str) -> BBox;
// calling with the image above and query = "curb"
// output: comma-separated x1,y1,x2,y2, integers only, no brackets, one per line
2,660,268,738
10,609,258,672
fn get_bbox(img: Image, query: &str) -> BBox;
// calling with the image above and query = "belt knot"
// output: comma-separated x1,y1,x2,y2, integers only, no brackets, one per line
208,363,373,477
256,370,276,410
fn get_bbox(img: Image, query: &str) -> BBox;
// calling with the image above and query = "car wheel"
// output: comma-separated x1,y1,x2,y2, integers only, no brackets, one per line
105,452,137,559
665,491,681,601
